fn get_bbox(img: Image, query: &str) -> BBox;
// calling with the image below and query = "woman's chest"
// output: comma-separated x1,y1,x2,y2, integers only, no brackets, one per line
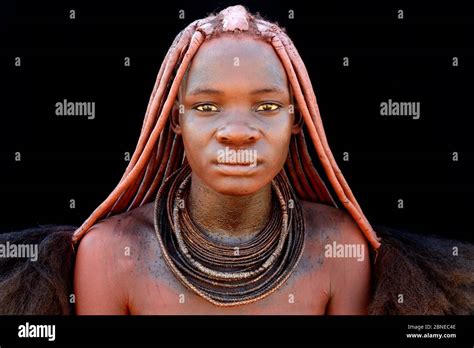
128,249,331,315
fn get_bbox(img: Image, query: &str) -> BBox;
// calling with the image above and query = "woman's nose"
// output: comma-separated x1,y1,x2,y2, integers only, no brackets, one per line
216,122,261,146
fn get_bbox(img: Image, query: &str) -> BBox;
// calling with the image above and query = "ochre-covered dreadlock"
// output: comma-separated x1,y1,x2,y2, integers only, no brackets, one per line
72,5,382,250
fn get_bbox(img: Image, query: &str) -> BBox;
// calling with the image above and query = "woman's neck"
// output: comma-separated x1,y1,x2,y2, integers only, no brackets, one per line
187,172,273,245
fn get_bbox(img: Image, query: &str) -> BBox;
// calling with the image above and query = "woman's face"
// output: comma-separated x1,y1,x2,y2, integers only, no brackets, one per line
173,35,299,196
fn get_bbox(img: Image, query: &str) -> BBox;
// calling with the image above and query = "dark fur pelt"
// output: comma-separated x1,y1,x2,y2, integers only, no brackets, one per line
0,224,472,314
368,224,474,315
0,225,76,315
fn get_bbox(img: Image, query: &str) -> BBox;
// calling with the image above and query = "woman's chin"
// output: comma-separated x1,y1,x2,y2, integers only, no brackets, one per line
208,177,268,197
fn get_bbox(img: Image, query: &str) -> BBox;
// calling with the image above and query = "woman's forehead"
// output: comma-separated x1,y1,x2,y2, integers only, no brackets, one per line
183,36,289,96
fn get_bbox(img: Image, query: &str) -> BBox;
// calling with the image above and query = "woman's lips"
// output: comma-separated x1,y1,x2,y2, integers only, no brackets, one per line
214,162,261,176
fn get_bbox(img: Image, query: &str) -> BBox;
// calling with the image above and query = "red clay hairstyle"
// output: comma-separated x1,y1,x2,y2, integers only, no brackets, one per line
72,5,382,250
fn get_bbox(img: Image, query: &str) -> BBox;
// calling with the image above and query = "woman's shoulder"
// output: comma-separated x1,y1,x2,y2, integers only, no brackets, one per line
299,200,370,248
77,202,155,249
76,202,157,270
74,202,160,313
299,200,372,313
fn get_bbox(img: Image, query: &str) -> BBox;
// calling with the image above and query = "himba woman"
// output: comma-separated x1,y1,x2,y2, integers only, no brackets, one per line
0,5,472,315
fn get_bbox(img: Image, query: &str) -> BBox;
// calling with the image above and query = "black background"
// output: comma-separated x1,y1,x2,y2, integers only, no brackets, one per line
0,0,473,243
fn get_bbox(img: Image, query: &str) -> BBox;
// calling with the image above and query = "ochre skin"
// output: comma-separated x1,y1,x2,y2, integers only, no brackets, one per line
176,36,297,238
74,36,371,314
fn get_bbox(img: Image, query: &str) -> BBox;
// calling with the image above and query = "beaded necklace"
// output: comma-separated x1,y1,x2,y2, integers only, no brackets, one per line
153,164,305,306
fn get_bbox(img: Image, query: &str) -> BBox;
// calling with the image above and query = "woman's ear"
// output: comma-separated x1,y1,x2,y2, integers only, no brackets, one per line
171,100,182,135
291,105,303,134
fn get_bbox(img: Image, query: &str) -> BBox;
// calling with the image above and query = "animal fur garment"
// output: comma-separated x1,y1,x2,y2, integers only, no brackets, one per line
0,225,76,315
369,225,473,315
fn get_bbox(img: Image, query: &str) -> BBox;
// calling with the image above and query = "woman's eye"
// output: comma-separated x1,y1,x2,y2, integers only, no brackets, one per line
256,103,281,112
194,104,219,112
